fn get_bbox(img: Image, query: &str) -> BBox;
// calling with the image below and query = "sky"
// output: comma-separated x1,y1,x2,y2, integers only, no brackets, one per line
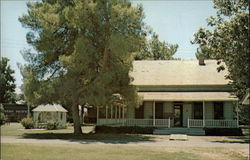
1,0,216,93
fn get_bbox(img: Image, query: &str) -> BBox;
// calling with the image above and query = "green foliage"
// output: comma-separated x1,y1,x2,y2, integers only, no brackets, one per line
20,117,34,129
46,121,59,130
95,126,155,134
192,0,249,123
192,0,249,99
238,104,250,125
135,32,178,60
19,0,146,134
0,104,6,125
0,57,17,103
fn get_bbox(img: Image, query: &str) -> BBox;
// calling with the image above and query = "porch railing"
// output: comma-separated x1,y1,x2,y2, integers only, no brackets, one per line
188,119,238,128
97,118,238,128
188,119,204,128
97,118,170,127
204,119,238,128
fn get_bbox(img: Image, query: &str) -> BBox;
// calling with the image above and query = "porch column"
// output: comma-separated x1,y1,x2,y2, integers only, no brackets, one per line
236,102,239,128
118,106,121,119
111,105,113,119
97,106,99,124
203,101,205,127
153,101,155,126
115,106,117,119
122,106,125,126
105,106,108,119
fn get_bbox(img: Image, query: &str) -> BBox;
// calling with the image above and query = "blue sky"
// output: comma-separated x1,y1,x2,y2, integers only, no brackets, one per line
1,0,216,93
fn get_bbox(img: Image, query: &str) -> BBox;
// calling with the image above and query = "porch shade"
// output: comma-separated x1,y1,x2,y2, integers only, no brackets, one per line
138,92,238,101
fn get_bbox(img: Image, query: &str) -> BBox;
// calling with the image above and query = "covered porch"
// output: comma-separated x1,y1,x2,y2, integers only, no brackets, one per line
96,92,239,128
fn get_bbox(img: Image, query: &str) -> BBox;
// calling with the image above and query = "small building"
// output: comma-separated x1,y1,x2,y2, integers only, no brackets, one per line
96,60,239,129
33,104,67,128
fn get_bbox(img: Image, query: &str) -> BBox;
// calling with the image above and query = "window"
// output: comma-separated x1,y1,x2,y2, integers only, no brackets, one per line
193,102,203,119
214,102,224,119
135,103,144,119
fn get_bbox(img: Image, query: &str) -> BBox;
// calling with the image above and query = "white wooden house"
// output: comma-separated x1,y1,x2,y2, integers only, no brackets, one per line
96,60,239,129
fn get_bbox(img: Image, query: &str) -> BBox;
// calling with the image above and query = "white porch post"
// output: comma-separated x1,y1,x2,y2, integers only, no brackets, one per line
168,117,171,128
119,106,121,119
203,101,205,127
97,106,99,124
111,105,113,119
153,101,155,127
105,106,108,119
236,102,239,128
122,106,125,126
187,117,189,128
115,106,117,119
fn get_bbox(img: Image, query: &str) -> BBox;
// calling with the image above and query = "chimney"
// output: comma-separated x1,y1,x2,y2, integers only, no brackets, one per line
198,54,205,65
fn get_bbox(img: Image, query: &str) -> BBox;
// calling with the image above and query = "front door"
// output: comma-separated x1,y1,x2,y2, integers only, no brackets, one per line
174,104,183,127
155,102,164,119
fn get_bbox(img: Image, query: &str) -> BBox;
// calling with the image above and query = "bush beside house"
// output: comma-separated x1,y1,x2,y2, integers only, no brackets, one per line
204,128,243,136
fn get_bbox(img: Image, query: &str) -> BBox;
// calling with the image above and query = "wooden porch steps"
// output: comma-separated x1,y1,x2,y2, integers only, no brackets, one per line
153,128,205,136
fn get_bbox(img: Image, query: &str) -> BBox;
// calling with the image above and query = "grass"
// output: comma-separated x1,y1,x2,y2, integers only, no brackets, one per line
1,123,96,136
1,123,155,143
1,123,73,136
1,143,247,160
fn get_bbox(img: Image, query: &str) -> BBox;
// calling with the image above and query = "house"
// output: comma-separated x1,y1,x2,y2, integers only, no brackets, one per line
96,59,239,129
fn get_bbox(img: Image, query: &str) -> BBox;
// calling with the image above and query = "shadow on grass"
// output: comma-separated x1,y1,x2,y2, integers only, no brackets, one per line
212,134,250,144
22,133,156,144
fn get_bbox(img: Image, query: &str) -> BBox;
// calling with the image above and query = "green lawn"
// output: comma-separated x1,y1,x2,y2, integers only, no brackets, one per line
1,143,247,160
1,123,249,160
1,123,155,143
1,123,74,136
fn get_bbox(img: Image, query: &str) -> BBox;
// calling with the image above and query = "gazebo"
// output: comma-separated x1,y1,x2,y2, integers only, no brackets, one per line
33,104,67,128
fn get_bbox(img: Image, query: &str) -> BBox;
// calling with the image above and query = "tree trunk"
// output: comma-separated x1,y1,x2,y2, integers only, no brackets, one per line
71,103,82,135
80,105,84,124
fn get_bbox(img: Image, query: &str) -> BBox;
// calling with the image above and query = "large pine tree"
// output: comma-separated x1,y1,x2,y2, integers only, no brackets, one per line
19,0,145,134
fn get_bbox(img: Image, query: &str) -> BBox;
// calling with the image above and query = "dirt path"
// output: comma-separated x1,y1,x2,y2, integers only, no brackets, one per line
1,135,249,155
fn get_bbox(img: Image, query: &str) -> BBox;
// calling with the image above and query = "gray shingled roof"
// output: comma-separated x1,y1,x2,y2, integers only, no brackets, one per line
131,60,230,86
33,104,68,112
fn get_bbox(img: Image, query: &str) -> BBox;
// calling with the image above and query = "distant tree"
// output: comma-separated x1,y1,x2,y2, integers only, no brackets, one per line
192,0,249,123
19,0,145,135
0,57,17,103
135,32,178,60
0,104,6,125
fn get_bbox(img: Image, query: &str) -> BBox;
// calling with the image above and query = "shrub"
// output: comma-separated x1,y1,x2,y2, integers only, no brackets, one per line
95,126,155,134
204,128,243,136
46,121,59,130
21,118,34,129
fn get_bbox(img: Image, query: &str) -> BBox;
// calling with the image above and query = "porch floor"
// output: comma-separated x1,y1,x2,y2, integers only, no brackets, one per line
153,128,205,136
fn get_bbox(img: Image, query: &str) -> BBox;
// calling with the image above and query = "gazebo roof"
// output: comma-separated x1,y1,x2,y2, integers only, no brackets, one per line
32,104,68,112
